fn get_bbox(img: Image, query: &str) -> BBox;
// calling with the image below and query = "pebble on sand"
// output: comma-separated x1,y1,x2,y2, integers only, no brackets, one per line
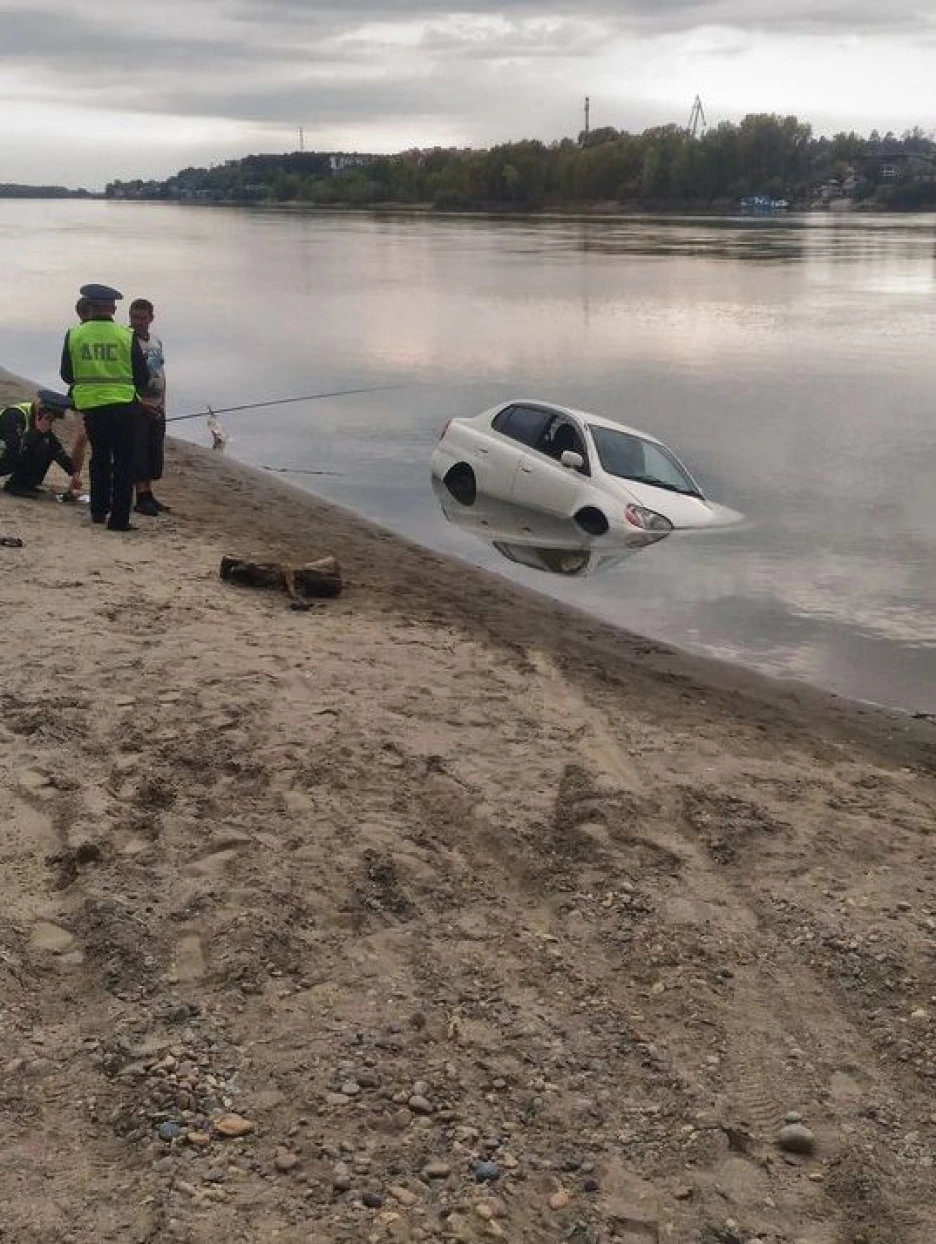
778,1123,816,1155
214,1114,255,1138
473,1160,501,1183
422,1160,452,1179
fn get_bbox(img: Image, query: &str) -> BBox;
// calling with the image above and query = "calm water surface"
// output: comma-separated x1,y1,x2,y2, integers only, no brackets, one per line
1,201,934,713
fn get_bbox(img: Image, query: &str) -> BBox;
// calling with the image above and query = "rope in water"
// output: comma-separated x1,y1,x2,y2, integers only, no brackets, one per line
165,383,408,424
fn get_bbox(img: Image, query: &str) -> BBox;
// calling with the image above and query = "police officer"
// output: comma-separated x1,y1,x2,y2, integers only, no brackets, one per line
60,283,150,531
0,389,80,496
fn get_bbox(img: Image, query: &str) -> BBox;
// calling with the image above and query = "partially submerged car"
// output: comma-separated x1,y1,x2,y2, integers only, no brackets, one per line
431,399,741,548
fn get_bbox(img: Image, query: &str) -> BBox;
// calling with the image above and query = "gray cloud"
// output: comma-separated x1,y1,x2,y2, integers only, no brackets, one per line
4,0,928,127
0,3,618,128
0,6,313,74
231,0,934,37
2,0,932,87
0,0,932,185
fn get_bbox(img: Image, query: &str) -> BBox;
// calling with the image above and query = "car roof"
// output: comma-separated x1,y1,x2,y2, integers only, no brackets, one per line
490,398,665,447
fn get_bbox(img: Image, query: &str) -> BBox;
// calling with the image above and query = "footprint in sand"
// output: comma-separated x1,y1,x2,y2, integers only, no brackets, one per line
17,769,56,801
172,932,207,982
183,834,251,877
30,919,83,966
119,835,153,858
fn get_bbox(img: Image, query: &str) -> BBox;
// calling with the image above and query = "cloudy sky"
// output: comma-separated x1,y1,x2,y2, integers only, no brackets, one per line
2,0,935,189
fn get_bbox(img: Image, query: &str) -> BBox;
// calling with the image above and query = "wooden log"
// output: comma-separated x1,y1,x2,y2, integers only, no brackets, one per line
219,554,342,605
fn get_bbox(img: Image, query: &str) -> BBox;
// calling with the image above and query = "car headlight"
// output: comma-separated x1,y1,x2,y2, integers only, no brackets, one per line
625,504,673,533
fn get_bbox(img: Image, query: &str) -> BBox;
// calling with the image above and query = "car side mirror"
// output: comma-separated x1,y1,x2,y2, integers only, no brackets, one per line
560,450,584,471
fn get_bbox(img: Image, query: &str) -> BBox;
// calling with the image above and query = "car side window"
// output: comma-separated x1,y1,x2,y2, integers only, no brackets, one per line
494,405,552,448
536,417,590,475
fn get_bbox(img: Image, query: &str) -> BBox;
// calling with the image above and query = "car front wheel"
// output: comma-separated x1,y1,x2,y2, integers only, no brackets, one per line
574,506,609,536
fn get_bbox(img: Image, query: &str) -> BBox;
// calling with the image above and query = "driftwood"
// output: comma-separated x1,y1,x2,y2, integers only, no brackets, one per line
219,554,342,609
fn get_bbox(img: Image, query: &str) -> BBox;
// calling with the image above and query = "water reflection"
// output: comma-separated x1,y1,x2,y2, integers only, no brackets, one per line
431,478,664,577
493,211,936,277
576,216,808,262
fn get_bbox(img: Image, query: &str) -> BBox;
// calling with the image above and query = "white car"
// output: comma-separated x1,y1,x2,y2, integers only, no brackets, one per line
431,399,741,546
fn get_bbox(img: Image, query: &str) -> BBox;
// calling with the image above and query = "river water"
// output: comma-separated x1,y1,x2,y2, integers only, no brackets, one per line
1,200,934,713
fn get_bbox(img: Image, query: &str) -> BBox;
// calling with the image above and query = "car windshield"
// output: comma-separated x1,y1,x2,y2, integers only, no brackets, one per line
587,425,701,496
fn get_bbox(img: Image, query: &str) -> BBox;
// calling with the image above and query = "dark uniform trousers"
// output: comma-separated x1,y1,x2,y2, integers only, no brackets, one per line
84,402,139,527
2,433,60,489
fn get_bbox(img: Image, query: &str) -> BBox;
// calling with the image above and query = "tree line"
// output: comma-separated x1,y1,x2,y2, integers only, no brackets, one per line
0,183,90,199
105,115,936,211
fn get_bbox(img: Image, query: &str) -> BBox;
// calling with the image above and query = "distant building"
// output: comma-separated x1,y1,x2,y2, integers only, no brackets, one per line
740,195,789,213
328,154,374,174
814,170,857,205
854,148,936,182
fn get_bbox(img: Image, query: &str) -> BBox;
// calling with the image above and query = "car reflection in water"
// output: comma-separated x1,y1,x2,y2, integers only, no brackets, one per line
432,478,668,577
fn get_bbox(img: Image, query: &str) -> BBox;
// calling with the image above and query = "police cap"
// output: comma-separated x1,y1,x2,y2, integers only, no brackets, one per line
79,283,123,302
35,388,71,416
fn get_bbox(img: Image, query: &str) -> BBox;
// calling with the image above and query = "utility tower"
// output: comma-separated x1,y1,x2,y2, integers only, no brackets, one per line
584,96,590,143
298,126,304,152
687,95,707,139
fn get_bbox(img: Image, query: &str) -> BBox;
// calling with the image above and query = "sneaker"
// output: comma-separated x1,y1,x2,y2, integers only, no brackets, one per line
106,522,136,532
134,496,159,517
3,481,42,498
152,496,171,513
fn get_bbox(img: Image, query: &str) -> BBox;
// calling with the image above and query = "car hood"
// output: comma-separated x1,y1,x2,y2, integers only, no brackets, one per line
609,478,743,530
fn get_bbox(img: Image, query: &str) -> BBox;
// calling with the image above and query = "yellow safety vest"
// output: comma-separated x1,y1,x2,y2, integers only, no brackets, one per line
67,320,135,410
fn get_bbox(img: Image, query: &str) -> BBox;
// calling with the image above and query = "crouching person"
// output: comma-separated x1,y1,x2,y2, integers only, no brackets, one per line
0,389,80,497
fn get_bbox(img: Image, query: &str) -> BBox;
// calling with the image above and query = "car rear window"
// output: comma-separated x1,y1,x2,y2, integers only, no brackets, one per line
493,405,552,448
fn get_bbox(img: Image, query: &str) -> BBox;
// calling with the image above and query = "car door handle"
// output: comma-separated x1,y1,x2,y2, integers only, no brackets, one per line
519,464,533,473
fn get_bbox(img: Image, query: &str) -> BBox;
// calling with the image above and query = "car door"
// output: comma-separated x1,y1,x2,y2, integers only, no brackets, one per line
480,404,554,501
511,413,588,517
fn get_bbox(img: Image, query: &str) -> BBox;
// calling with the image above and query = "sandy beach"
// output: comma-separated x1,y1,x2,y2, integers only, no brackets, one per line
2,364,935,1243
